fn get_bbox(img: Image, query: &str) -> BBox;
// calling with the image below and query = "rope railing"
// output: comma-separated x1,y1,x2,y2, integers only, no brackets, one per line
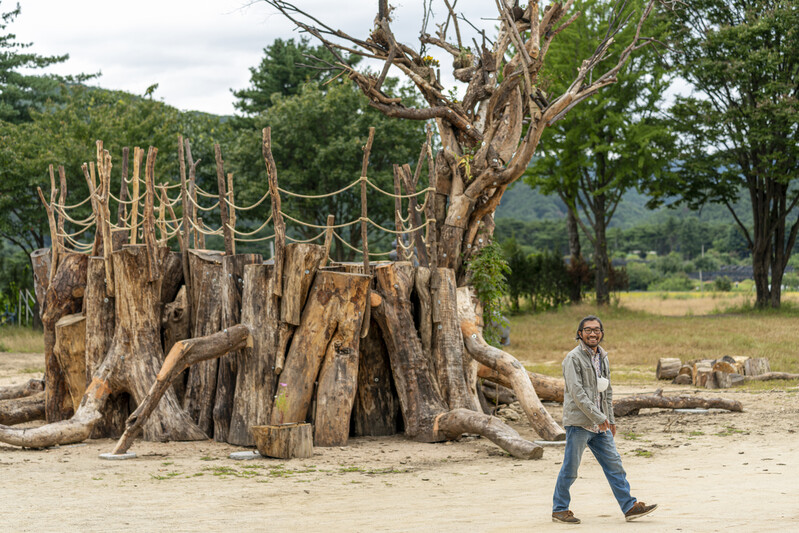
38,132,438,265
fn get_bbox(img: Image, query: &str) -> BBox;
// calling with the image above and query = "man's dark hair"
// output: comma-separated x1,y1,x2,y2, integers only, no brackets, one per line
575,315,604,341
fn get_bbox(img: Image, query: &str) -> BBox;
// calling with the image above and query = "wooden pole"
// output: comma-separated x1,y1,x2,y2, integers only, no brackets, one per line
129,147,142,245
117,147,129,226
392,164,404,259
36,186,59,283
263,128,285,296
177,136,193,331
96,143,115,296
322,214,335,266
143,147,160,281
213,144,235,256
185,139,200,249
227,172,236,255
425,134,438,268
56,165,67,254
359,127,375,338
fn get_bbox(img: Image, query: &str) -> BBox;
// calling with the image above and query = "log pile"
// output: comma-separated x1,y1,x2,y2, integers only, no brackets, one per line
656,356,798,388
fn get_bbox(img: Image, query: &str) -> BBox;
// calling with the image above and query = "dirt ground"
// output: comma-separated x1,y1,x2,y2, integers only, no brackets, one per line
2,352,798,532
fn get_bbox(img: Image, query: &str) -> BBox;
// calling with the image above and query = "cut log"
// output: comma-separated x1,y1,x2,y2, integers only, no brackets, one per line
42,252,88,422
251,423,313,459
743,372,799,382
53,313,87,412
280,243,326,326
183,249,224,435
314,272,371,446
656,358,681,380
431,268,476,410
213,253,262,443
480,380,517,405
85,256,128,438
715,372,745,388
228,263,280,446
744,358,771,377
272,270,370,447
371,263,448,442
457,287,565,441
712,361,736,374
672,374,692,385
414,267,433,357
613,389,743,417
351,318,400,437
0,392,46,425
436,409,543,460
0,379,44,401
111,325,251,455
477,363,564,403
693,360,716,389
30,248,52,320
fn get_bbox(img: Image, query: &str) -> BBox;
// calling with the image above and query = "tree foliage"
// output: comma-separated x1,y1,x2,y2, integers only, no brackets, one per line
659,0,799,308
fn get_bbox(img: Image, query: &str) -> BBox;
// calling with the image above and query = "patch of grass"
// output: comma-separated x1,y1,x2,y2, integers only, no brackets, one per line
20,366,45,374
150,471,183,480
716,426,747,437
634,449,653,458
199,456,217,461
622,431,642,440
0,325,45,353
689,431,705,436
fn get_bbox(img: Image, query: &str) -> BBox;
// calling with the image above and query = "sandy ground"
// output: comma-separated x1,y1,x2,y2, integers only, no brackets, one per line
1,352,798,532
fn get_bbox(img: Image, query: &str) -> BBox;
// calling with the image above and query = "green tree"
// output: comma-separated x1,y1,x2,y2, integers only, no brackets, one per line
659,0,799,308
524,0,676,305
0,2,90,123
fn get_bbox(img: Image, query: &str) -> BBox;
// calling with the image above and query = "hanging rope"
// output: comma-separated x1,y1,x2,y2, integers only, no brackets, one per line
229,215,273,237
332,230,393,256
224,189,271,211
285,228,328,244
277,176,361,199
281,211,361,230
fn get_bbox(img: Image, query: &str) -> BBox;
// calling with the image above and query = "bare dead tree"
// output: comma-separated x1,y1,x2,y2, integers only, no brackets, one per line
264,0,671,281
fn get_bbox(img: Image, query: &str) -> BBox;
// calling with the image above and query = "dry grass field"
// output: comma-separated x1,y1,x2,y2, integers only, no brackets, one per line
0,325,45,353
505,294,799,387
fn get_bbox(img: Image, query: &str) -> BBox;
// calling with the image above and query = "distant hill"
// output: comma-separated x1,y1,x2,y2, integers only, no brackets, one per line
496,182,753,229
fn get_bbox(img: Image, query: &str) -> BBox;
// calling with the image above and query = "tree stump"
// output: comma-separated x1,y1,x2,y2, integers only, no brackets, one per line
53,313,87,412
273,270,370,447
656,358,681,380
42,252,88,422
213,253,262,443
85,256,127,438
251,423,313,459
184,249,224,435
228,263,281,446
744,358,771,377
30,247,52,327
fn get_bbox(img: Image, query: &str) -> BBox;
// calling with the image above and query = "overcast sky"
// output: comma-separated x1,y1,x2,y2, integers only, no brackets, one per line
12,0,495,116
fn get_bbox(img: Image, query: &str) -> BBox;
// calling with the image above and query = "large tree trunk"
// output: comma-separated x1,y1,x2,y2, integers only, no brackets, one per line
183,249,224,435
592,194,610,305
42,252,88,422
228,262,280,446
351,317,400,437
213,253,262,442
566,207,583,304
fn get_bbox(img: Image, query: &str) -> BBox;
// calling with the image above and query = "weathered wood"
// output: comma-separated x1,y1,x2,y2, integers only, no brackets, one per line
97,143,115,296
263,127,284,296
476,364,564,403
480,379,517,405
84,256,127,438
371,262,447,442
0,392,46,425
184,249,224,435
431,268,475,410
399,163,428,266
177,135,193,331
272,271,370,447
42,252,88,422
715,371,745,388
415,267,432,357
693,360,716,389
359,128,375,339
314,273,371,446
143,147,161,282
656,357,681,380
228,263,281,446
116,147,129,225
280,243,326,326
53,313,87,412
744,358,771,377
322,214,335,266
436,408,543,460
129,147,142,245
672,374,692,385
251,423,313,459
30,248,52,318
213,144,235,256
456,286,565,441
162,287,191,357
36,184,59,282
0,379,44,401
112,325,251,455
613,390,744,417
743,372,799,382
213,253,262,443
351,318,400,437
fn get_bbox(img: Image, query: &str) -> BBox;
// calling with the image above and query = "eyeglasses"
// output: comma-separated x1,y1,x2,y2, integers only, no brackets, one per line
581,327,603,334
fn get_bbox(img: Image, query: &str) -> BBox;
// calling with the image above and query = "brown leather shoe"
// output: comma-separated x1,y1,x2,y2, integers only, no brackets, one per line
552,510,581,524
625,501,658,521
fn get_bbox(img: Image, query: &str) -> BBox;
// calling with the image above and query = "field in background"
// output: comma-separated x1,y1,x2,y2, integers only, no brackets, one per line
618,290,799,316
505,297,799,386
0,325,44,353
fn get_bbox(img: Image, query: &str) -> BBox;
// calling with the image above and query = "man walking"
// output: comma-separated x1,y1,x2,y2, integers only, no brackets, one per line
552,316,657,524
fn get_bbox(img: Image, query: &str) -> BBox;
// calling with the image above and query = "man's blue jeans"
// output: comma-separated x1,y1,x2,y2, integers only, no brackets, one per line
552,426,636,513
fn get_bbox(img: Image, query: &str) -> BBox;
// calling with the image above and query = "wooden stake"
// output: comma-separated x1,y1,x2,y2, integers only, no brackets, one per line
227,172,236,255
97,143,115,295
359,127,375,338
117,147,129,226
322,214,335,266
263,128,285,296
143,147,160,281
129,147,142,245
56,165,67,254
177,135,193,330
36,186,59,282
213,144,234,256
